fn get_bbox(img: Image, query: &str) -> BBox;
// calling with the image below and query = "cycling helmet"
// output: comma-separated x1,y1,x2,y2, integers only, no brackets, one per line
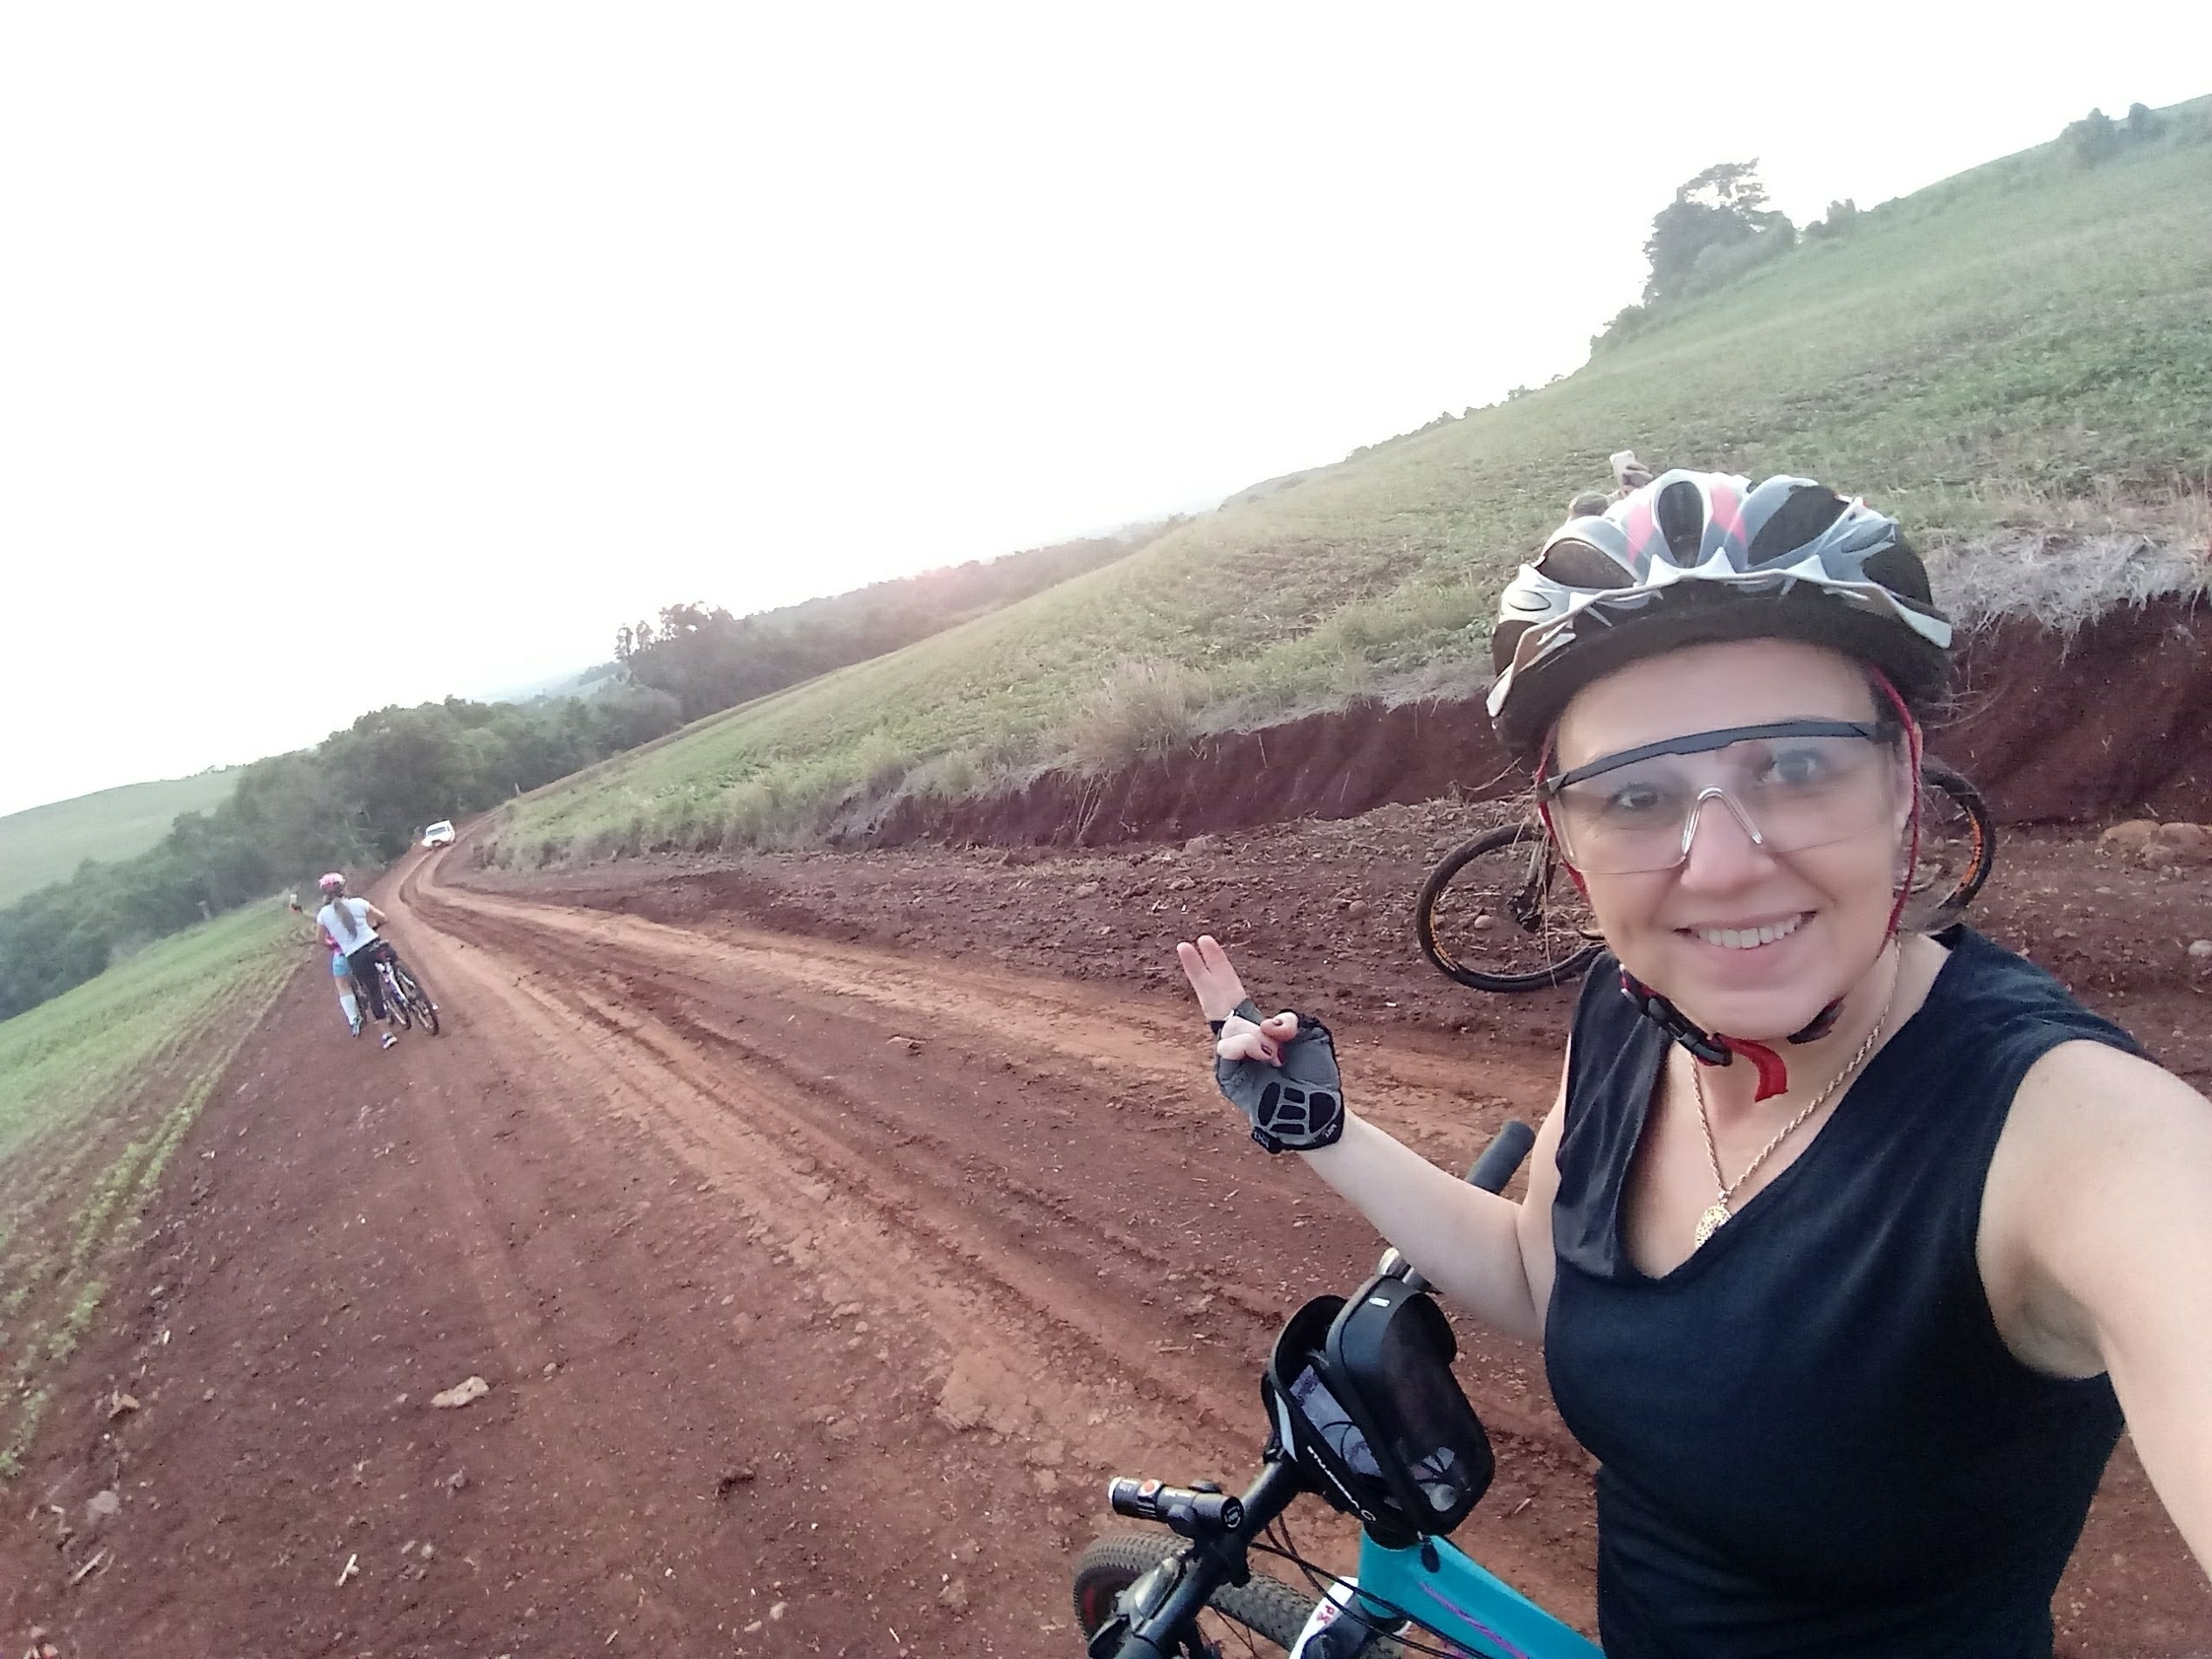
318,872,346,894
1488,470,1953,760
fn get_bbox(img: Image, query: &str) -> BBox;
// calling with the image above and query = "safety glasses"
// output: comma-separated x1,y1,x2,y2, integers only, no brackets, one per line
1539,719,1904,874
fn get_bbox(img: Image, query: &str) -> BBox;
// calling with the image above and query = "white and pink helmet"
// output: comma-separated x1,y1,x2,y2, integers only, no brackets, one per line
1488,470,1954,760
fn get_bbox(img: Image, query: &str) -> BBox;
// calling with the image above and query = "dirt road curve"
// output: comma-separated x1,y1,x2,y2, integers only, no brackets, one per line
6,827,2208,1656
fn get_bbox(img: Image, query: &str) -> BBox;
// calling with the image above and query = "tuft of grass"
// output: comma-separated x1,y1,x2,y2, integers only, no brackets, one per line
1054,660,1211,775
480,99,2212,862
1938,529,2210,633
907,747,983,802
1,1388,52,1479
852,728,920,797
43,1280,104,1364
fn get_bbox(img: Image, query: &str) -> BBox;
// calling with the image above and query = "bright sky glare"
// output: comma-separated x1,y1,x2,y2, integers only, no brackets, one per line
2,2,2205,817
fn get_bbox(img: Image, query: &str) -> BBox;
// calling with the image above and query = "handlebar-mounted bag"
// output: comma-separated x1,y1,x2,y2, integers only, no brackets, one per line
1261,1274,1494,1548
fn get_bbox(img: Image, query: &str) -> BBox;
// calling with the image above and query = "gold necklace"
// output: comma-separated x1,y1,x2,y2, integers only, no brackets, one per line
1689,957,1900,1249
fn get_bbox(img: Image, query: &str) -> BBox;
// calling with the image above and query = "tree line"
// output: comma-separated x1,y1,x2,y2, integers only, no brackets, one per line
617,532,1158,721
0,685,682,1020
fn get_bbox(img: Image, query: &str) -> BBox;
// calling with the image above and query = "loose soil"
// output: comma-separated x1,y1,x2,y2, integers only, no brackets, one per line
4,805,2209,1656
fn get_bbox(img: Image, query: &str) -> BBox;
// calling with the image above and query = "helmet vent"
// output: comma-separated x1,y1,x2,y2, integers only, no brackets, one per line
1746,486,1847,564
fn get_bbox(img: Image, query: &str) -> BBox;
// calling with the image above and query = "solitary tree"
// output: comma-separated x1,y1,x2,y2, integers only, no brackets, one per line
2063,107,2120,165
1804,198,1860,241
1641,161,1795,307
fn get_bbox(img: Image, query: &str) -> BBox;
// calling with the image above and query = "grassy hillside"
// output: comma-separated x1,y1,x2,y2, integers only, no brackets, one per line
0,771,244,906
486,102,2212,867
0,903,296,1473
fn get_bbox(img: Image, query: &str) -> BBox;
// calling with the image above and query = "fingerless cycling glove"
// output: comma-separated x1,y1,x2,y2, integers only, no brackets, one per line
1210,999,1346,1154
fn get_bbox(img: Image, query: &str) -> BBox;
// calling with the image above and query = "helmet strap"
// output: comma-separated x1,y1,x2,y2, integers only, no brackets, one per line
1530,741,1592,903
1871,670,1924,944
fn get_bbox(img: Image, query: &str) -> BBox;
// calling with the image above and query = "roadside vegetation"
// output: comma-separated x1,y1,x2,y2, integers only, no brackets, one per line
0,906,296,1475
483,98,2212,867
0,690,681,1022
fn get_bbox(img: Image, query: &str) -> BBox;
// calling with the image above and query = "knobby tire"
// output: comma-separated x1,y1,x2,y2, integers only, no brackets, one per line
1072,1529,1405,1656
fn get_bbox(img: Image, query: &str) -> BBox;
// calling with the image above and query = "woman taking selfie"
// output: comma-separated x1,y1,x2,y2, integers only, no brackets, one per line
1179,469,2211,1656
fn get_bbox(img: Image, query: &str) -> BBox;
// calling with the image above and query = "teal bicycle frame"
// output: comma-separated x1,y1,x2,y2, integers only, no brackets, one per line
1322,1535,1600,1657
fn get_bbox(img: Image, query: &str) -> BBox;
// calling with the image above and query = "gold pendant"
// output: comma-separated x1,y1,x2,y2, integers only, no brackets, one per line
1693,1201,1732,1248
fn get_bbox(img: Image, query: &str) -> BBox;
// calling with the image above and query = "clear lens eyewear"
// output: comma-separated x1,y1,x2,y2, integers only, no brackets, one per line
1540,720,1902,875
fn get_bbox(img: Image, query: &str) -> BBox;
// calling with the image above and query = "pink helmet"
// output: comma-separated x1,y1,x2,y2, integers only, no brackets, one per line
318,872,346,893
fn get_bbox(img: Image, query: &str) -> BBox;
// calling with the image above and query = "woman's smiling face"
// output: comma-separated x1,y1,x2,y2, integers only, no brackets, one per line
1551,637,1913,1043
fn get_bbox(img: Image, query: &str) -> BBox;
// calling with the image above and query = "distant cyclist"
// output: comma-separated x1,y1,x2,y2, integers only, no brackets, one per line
1566,450,1657,521
315,873,401,1048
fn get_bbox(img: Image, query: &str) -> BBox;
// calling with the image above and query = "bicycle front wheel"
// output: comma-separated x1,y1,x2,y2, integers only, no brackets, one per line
392,961,440,1036
379,965,414,1030
1073,1529,1388,1656
1415,823,1604,994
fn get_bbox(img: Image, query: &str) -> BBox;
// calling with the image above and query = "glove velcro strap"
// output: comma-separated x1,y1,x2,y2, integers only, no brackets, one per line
1208,997,1264,1037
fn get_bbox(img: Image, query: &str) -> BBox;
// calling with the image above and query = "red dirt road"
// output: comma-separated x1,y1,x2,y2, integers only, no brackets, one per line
5,817,2209,1656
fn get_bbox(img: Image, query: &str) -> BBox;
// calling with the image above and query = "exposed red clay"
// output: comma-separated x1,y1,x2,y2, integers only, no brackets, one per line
855,599,2212,849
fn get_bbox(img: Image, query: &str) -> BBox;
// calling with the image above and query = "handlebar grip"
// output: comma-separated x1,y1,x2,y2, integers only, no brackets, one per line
1108,1478,1244,1537
1466,1120,1535,1194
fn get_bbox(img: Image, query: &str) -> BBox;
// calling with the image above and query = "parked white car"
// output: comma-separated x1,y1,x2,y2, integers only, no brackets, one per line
421,820,456,848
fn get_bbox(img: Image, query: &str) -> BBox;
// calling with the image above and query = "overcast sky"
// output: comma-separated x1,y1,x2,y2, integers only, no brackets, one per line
2,3,2204,818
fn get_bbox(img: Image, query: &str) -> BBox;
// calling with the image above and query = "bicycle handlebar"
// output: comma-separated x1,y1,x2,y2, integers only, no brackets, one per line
1466,1119,1536,1195
1101,1460,1304,1657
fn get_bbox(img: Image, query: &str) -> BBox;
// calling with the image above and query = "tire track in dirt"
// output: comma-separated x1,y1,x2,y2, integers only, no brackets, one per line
405,864,1563,1250
394,850,1605,1626
382,1028,713,1653
405,857,1573,1417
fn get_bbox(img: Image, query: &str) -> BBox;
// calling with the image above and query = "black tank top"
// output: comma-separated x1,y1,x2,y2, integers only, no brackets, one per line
1545,930,2141,1658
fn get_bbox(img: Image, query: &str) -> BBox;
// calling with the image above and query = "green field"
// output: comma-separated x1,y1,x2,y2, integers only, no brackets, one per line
0,904,296,1475
0,770,244,906
486,105,2212,868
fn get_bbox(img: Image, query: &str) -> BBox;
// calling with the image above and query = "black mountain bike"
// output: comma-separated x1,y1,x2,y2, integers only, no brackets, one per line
370,948,442,1036
1414,760,1996,995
